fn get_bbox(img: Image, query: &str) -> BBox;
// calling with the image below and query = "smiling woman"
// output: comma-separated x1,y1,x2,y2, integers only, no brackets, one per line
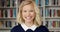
22,3,36,27
11,0,49,32
17,0,42,27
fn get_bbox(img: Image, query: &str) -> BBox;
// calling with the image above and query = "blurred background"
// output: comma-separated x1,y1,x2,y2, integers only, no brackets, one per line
0,0,60,32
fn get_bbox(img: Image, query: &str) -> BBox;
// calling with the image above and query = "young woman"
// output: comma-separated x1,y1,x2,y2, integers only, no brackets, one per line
11,1,49,32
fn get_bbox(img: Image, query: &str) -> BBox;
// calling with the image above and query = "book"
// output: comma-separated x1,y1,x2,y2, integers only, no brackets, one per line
52,0,56,5
49,9,52,17
58,0,60,5
7,0,10,7
7,21,12,27
45,9,60,17
57,0,58,5
45,0,49,5
52,21,56,27
1,10,3,17
45,9,47,17
10,8,13,17
51,9,57,17
56,21,59,27
5,9,8,17
53,9,56,17
57,10,60,17
0,0,2,7
45,21,48,27
3,10,6,18
35,0,38,6
7,9,10,18
49,31,60,32
4,0,7,7
0,21,3,28
38,0,41,6
45,8,50,17
1,0,5,7
0,10,1,18
5,21,12,27
13,8,16,18
48,21,53,28
12,0,16,7
40,8,43,17
59,21,60,27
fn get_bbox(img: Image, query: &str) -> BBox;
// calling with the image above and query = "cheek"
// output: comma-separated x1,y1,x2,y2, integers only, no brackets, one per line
31,12,36,17
22,12,25,17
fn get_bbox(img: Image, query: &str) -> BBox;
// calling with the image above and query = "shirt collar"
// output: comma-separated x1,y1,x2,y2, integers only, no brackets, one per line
21,23,37,31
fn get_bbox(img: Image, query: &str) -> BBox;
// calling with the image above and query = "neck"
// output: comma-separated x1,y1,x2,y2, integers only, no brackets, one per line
25,21,34,27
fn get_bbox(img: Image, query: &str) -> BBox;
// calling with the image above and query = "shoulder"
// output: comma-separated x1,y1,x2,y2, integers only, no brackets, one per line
11,24,23,32
39,25,48,29
12,25,21,30
36,25,49,32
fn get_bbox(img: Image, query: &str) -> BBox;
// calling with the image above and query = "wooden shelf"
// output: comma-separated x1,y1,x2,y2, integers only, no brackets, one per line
48,27,60,31
0,18,16,21
45,17,60,19
45,5,60,7
0,27,12,30
0,7,16,9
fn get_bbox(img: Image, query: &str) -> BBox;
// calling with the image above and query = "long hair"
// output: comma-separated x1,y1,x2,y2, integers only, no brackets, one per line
17,1,42,27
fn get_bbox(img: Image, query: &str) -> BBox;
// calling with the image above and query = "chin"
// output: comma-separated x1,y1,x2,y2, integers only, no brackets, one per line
25,20,33,22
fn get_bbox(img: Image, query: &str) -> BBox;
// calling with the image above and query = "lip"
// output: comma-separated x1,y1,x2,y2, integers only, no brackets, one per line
25,16,32,20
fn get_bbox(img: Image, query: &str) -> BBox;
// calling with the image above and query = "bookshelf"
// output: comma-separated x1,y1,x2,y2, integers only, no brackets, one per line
0,0,60,32
0,0,17,32
13,0,60,32
35,0,60,32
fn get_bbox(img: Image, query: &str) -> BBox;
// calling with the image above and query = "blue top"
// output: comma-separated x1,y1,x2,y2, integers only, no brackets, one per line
11,24,49,32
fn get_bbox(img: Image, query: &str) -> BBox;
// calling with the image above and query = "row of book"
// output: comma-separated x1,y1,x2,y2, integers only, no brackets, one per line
18,0,24,5
50,31,60,32
0,8,16,18
36,0,60,6
45,21,60,28
35,0,43,6
0,0,16,7
17,0,42,6
45,0,60,6
0,20,16,28
40,8,43,17
45,8,60,17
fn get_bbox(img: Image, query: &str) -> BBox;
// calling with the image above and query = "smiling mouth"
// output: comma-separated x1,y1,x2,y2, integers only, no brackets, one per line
25,16,32,20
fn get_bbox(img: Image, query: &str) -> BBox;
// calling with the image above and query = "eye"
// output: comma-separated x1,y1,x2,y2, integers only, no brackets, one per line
23,10,27,12
30,10,34,12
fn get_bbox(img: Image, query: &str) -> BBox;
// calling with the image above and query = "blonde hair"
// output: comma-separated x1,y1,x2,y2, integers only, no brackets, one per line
17,1,42,27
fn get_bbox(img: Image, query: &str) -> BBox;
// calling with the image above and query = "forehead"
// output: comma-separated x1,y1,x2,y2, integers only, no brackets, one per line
22,4,34,10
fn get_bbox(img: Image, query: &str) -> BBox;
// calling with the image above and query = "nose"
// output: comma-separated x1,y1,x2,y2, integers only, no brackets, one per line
27,12,30,16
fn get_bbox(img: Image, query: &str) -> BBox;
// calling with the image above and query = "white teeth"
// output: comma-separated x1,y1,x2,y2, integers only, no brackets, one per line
26,17,31,19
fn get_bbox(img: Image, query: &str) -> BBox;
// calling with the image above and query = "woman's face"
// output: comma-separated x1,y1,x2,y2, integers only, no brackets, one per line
22,4,35,23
